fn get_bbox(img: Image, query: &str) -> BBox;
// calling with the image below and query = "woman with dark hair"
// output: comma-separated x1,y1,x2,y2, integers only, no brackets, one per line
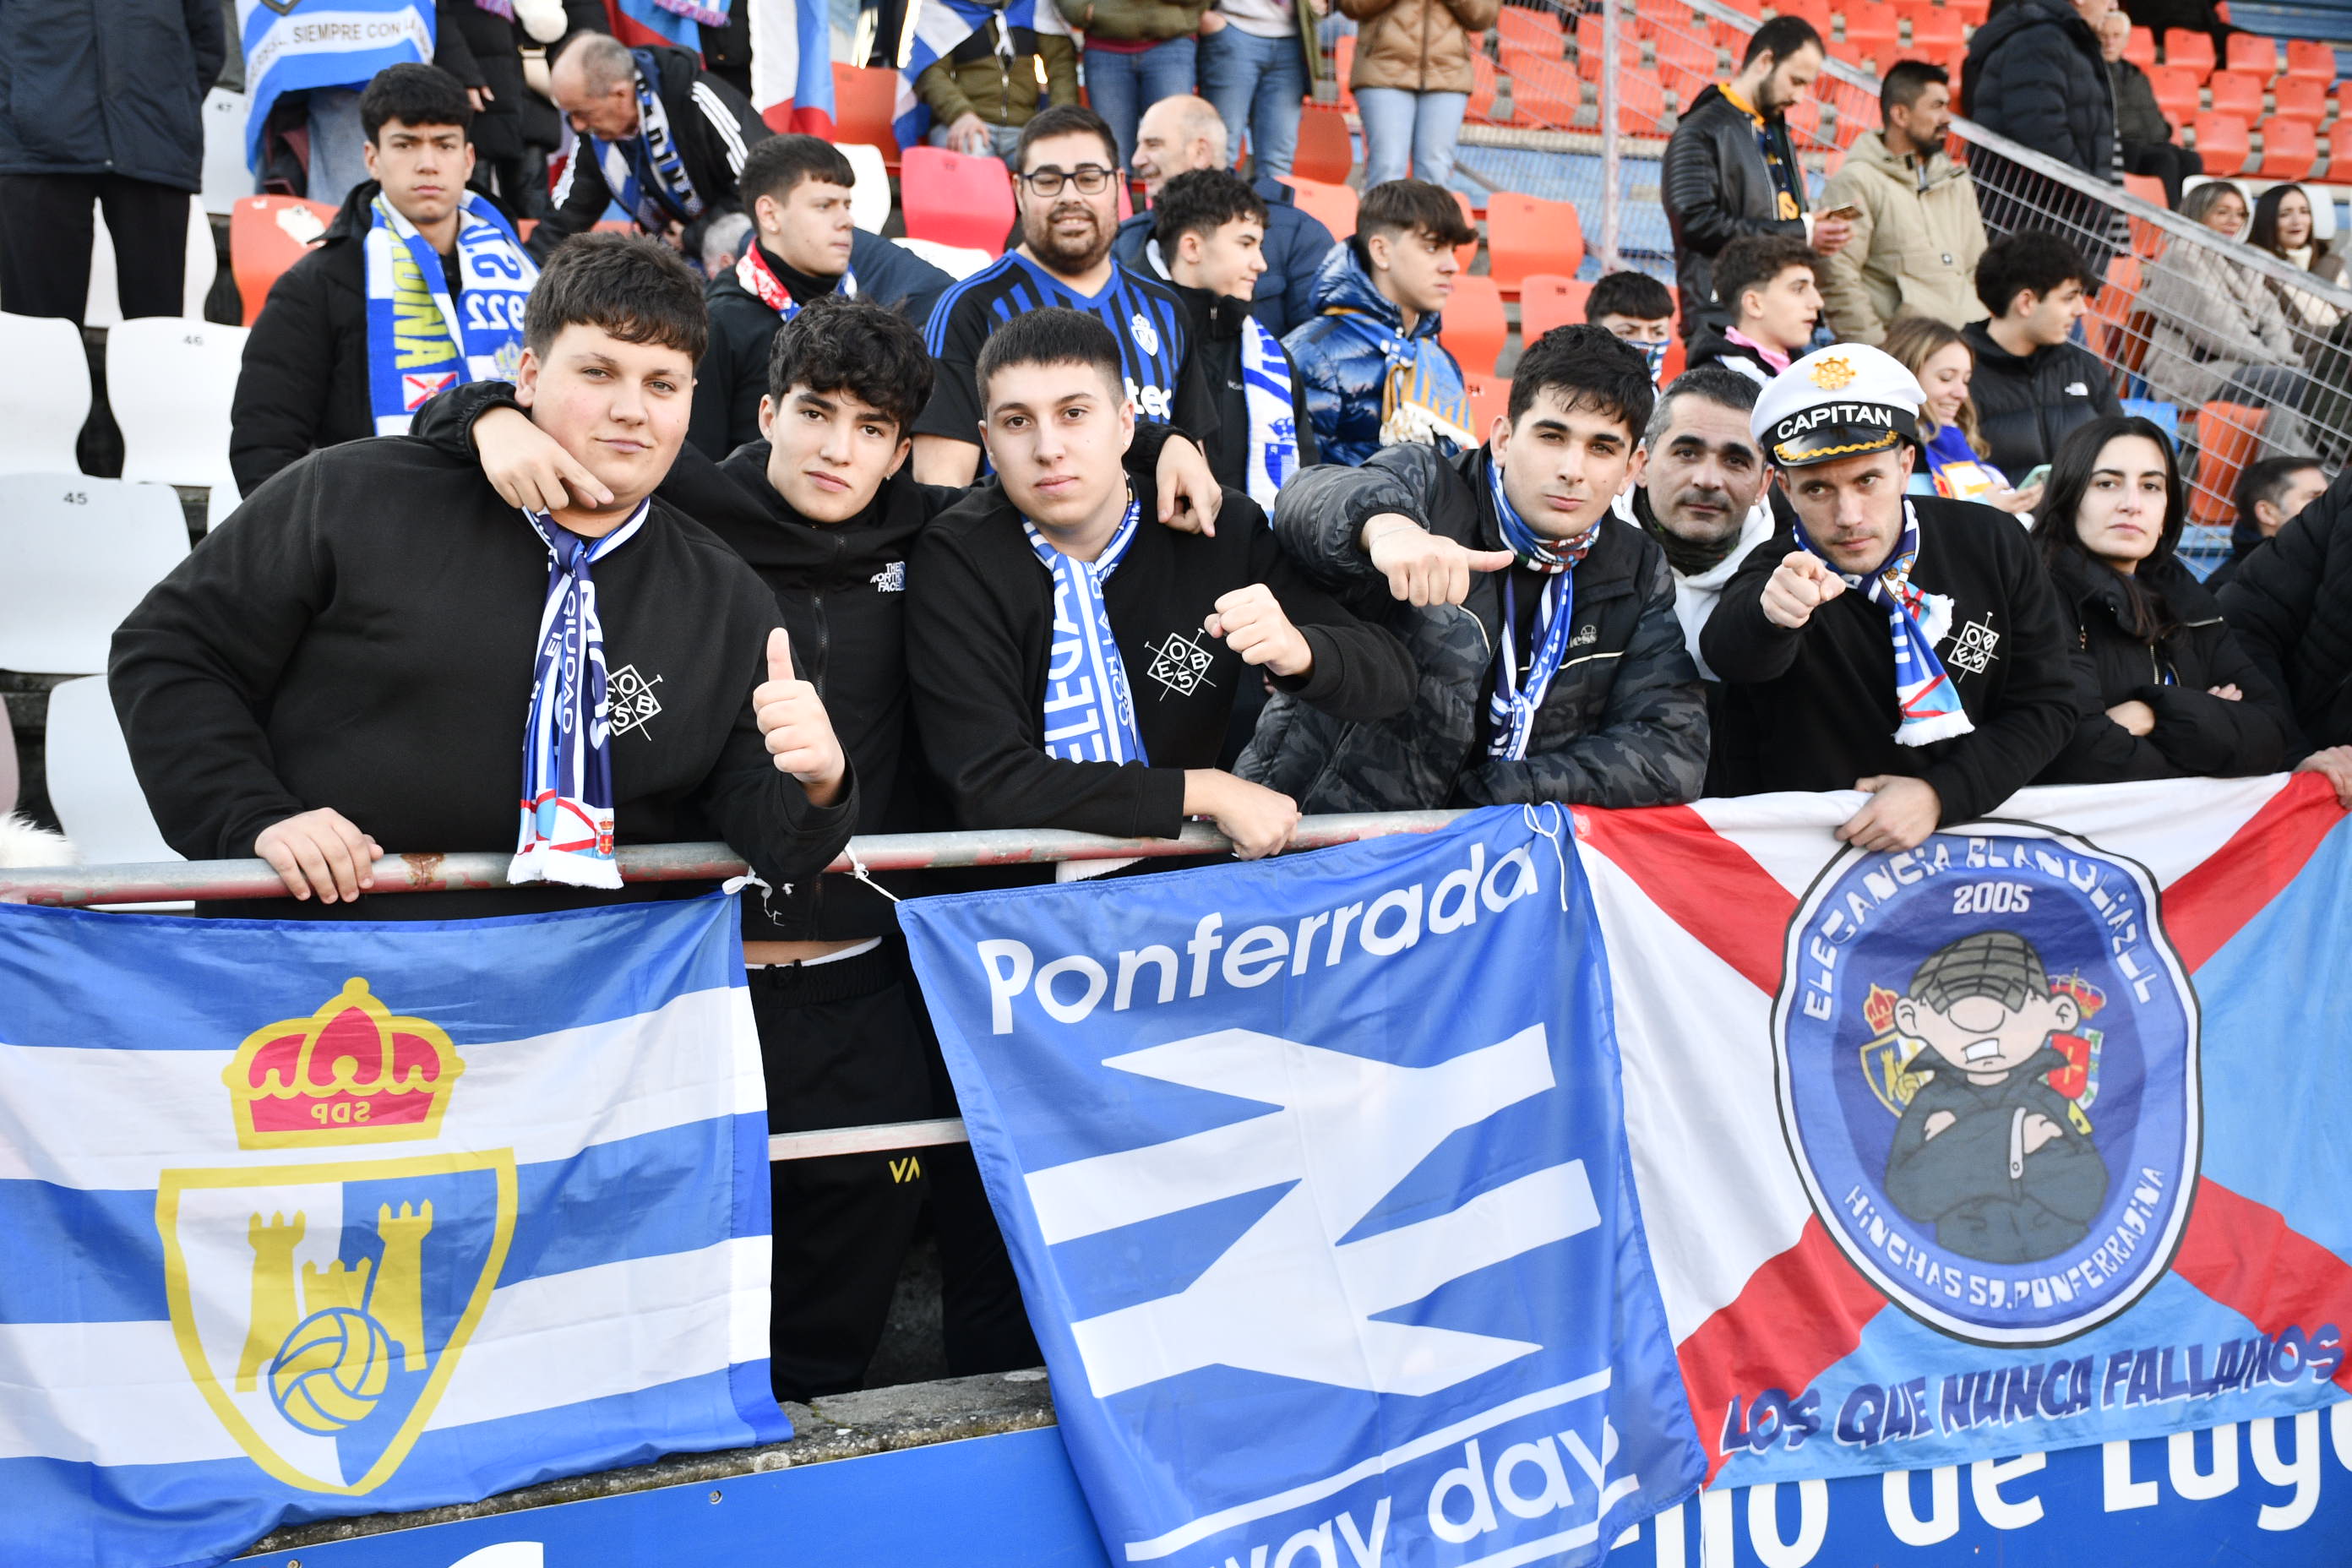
2030,416,2290,781
2248,183,2348,340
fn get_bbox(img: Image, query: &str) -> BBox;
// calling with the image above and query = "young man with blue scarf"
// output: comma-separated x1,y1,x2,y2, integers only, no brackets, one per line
1239,324,1709,812
535,30,769,260
231,64,538,497
114,233,858,919
1701,343,2080,852
906,307,1415,863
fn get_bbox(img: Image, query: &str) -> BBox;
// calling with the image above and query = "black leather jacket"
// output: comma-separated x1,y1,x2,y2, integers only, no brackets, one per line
1662,84,1808,339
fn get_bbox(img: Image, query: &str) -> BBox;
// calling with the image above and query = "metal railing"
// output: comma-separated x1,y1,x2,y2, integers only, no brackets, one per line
0,814,1467,1164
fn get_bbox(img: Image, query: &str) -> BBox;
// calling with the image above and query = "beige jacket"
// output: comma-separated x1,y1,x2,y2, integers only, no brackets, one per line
1816,132,1990,345
1338,0,1498,95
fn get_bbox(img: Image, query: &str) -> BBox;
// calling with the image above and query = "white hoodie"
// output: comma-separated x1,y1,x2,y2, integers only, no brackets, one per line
1610,487,1776,681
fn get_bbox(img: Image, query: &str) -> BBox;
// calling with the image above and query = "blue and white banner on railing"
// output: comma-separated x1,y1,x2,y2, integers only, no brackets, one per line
237,0,436,169
0,895,784,1568
901,807,1707,1568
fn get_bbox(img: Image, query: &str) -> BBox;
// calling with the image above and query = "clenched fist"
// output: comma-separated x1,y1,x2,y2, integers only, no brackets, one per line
754,629,847,807
1761,550,1848,629
1206,584,1313,678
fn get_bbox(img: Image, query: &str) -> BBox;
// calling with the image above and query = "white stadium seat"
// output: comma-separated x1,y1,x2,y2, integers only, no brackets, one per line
0,475,188,674
0,314,92,476
842,143,892,234
106,318,247,491
201,89,253,217
43,677,182,869
86,197,218,328
893,237,994,280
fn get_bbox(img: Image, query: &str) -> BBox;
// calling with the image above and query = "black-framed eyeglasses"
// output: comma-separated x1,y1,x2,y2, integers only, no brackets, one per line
1019,165,1118,196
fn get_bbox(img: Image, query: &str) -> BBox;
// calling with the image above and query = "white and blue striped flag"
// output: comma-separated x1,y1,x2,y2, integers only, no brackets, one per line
892,0,1071,153
0,895,783,1567
237,0,437,170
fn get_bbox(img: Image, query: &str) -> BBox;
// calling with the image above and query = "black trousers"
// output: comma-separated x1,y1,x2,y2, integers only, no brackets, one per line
0,172,187,324
752,942,935,1403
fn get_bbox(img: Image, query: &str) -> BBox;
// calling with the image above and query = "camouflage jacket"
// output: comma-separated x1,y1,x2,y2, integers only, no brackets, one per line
1237,444,1710,811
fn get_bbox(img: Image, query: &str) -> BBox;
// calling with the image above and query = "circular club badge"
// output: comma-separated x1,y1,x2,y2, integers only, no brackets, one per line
1772,825,2200,1345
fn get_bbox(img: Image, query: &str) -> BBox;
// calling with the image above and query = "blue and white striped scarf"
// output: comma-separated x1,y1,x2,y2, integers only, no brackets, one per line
599,52,705,231
891,0,1072,150
1239,314,1300,509
362,191,536,435
1030,493,1148,765
1485,455,1598,762
511,502,651,889
1795,501,1975,748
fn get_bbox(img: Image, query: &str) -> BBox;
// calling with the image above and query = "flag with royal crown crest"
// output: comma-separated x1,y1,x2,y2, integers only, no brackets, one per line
0,895,783,1568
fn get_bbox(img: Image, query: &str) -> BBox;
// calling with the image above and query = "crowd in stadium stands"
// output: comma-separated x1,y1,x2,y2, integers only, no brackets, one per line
17,0,2352,1406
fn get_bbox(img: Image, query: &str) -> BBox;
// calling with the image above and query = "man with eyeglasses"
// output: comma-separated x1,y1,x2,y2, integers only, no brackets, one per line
913,103,1218,488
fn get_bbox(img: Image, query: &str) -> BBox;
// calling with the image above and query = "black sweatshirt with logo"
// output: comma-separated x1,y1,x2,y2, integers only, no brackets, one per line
904,475,1416,839
107,436,857,920
1700,496,2082,824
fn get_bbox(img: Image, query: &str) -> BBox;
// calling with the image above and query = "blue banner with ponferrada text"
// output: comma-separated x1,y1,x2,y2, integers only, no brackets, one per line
900,806,1707,1568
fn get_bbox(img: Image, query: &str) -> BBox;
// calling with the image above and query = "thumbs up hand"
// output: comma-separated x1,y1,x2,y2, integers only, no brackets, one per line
754,629,847,806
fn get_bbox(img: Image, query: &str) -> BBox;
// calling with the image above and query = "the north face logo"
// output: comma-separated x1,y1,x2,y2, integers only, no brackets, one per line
1022,1025,1599,1398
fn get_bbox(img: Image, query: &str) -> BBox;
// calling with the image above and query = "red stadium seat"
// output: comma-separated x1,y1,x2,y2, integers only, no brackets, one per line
2224,31,2279,77
2087,254,2142,363
2163,27,2215,81
2121,172,2167,209
1619,70,1672,134
1633,0,1701,40
1465,374,1511,438
2336,81,2352,122
1452,188,1482,272
1908,8,1965,54
1659,335,1687,382
830,64,902,164
2273,76,2327,126
1785,94,1822,145
1468,47,1498,122
2331,118,2352,178
2187,403,2265,525
1841,2,1901,61
2192,111,2251,175
1486,191,1587,296
2206,69,2264,120
2146,65,2202,126
1772,0,1834,35
1332,35,1358,112
1518,273,1593,340
1718,0,1764,18
1656,30,1720,109
2261,116,2317,181
1293,104,1353,183
1281,176,1358,240
2125,24,2158,70
231,195,335,325
898,145,1015,255
1440,275,1509,377
2285,39,2335,82
1503,47,1583,128
1496,5,1566,54
1947,0,1989,24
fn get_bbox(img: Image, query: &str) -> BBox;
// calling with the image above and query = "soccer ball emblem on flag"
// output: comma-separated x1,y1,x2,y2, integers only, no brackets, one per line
157,979,515,1494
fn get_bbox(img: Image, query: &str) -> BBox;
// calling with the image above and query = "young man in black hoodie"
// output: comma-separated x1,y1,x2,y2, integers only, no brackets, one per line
906,306,1416,861
229,63,538,496
689,134,955,460
413,293,1225,1392
1701,343,2080,851
1151,169,1318,507
1960,231,2123,484
112,232,858,922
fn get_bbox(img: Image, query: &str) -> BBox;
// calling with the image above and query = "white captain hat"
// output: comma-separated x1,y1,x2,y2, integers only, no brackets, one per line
1750,343,1925,470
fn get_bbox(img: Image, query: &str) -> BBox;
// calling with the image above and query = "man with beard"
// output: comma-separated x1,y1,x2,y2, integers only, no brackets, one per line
1662,14,1851,340
1612,365,1777,679
912,103,1217,487
1701,344,2078,852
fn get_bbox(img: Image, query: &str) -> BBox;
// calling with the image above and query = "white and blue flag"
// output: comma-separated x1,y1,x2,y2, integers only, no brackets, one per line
901,808,1705,1568
237,1,437,170
0,896,784,1568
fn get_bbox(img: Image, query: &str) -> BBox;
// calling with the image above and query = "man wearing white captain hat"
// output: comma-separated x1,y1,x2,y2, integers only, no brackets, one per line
1701,343,2080,852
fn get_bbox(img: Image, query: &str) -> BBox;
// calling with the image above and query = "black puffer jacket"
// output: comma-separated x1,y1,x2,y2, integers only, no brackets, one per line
0,0,224,192
1662,85,1808,340
1960,320,2122,483
2218,466,2352,756
2037,549,2288,782
1962,0,2115,177
1239,444,1709,812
